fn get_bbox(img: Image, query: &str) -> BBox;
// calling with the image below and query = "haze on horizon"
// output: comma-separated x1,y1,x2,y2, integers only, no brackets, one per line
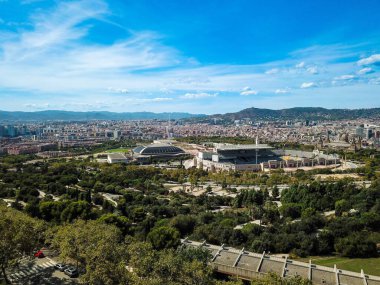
0,0,380,114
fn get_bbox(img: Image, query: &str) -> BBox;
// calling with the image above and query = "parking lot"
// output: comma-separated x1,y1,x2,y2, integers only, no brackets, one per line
8,256,78,285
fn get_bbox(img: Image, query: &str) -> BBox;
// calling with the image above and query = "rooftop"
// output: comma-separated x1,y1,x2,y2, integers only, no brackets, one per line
107,153,127,159
133,143,185,155
182,239,380,285
216,144,274,151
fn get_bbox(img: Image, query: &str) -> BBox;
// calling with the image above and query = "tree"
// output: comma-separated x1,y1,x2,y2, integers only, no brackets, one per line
147,226,180,250
280,203,302,220
271,186,279,199
99,213,132,236
0,205,45,284
170,214,197,236
317,230,334,255
50,220,130,284
60,201,92,222
335,199,350,216
335,232,377,258
128,242,214,285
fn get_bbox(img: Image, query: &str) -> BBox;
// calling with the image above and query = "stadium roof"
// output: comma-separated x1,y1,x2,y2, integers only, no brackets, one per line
216,144,273,151
133,143,185,155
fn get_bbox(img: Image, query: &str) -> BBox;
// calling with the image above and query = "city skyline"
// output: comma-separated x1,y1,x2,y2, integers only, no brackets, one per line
1,0,380,114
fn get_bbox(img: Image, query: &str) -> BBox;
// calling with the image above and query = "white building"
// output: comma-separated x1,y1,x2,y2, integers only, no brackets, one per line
107,153,128,164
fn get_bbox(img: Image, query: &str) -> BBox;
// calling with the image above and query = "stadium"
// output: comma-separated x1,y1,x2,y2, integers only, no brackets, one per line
132,143,187,162
197,143,340,172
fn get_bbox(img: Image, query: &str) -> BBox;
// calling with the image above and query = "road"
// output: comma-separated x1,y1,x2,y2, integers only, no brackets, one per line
100,192,122,206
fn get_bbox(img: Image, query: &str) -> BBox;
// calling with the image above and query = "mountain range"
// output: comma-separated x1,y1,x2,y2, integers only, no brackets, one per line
0,110,204,121
0,107,380,122
206,107,380,122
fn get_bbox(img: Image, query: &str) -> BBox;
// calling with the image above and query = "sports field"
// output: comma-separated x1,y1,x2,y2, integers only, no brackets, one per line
105,148,131,153
301,256,380,276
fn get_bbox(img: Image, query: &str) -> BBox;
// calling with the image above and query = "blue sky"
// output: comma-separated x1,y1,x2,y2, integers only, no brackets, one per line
0,0,379,114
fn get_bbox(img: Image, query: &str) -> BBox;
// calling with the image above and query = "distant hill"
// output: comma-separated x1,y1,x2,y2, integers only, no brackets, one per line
0,110,205,122
204,107,380,122
1,107,379,122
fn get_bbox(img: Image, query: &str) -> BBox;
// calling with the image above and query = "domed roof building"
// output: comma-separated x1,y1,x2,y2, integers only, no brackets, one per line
132,143,186,161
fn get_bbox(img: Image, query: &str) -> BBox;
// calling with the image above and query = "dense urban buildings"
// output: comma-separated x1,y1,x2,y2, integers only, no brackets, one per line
1,118,379,158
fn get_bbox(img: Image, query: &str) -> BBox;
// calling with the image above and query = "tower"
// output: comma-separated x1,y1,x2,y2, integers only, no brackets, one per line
255,128,259,165
166,114,174,139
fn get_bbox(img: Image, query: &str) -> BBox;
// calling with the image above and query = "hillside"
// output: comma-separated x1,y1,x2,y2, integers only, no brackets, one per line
207,107,380,122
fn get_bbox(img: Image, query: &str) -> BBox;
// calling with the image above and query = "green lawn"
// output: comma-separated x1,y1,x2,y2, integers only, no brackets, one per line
300,256,380,276
105,148,131,153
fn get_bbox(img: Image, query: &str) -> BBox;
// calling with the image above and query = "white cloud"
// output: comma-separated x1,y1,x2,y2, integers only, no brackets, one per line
300,82,317,88
334,74,356,80
141,97,173,102
107,87,128,94
240,86,258,96
357,67,374,75
25,103,51,109
265,68,279,75
181,92,218,99
0,2,379,112
369,77,380,85
357,54,380,66
175,76,210,85
306,66,318,74
159,87,174,94
2,0,108,60
121,97,174,106
0,0,182,94
295,61,305,68
275,88,290,94
240,90,258,96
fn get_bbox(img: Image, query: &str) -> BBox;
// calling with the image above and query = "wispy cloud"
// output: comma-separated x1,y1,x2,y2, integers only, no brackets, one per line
240,86,258,96
369,77,380,85
107,87,128,94
275,88,291,94
0,0,379,112
333,74,356,80
181,92,218,99
357,54,380,66
306,66,318,74
357,67,374,75
136,97,173,103
300,82,317,88
265,68,279,75
0,0,183,94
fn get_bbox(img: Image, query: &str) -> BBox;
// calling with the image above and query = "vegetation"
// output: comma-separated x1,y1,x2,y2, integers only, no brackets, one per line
0,143,379,284
305,256,380,276
0,205,45,283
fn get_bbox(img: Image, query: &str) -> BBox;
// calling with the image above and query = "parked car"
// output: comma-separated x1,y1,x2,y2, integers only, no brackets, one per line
54,263,67,272
64,267,79,278
34,250,45,258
